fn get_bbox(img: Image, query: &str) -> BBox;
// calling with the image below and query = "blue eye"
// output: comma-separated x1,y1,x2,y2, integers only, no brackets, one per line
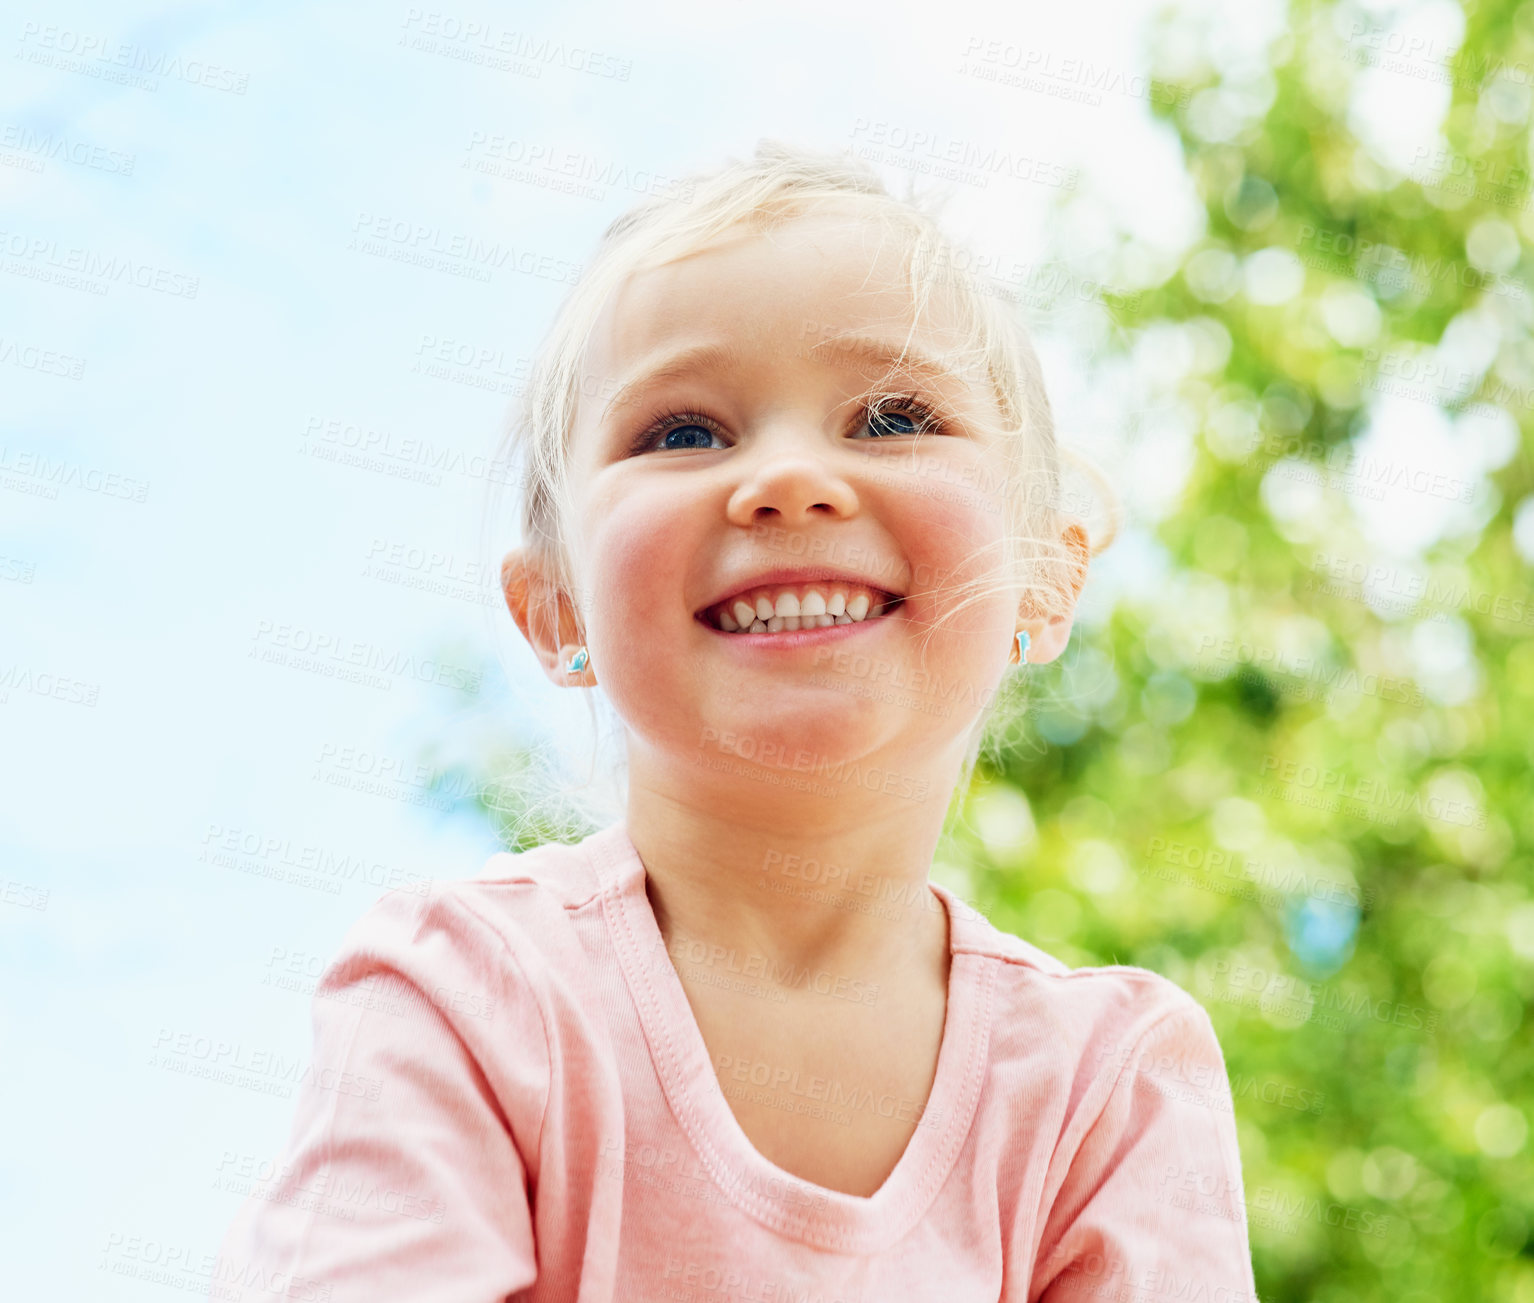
627,393,946,456
627,410,727,454
866,410,918,437
857,396,943,439
658,423,720,450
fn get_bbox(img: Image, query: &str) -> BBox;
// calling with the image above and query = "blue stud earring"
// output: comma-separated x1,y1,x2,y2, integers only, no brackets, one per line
565,646,589,675
1015,630,1030,666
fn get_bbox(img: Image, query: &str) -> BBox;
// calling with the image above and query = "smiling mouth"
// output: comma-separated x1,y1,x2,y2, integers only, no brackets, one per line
696,582,906,633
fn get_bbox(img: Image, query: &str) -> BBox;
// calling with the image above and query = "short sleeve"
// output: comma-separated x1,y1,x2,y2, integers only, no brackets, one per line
1030,993,1260,1303
208,888,548,1303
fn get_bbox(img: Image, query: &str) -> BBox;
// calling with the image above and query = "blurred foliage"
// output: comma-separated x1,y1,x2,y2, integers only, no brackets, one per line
430,1,1534,1298
946,1,1534,1298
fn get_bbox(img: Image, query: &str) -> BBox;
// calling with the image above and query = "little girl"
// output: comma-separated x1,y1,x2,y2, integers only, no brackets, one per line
211,142,1258,1302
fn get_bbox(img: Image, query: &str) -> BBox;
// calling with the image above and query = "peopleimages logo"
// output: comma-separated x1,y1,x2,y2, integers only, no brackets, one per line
696,726,932,802
98,1235,329,1300
0,123,135,173
0,228,199,297
462,134,693,201
149,1026,387,1100
17,23,251,94
1192,634,1424,707
1258,756,1487,830
848,119,1080,190
399,10,634,80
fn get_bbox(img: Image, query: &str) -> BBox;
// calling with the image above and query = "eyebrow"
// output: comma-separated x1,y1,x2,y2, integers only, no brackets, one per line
597,334,976,426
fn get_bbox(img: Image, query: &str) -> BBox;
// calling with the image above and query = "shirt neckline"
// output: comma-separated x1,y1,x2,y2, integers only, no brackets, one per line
588,820,995,1253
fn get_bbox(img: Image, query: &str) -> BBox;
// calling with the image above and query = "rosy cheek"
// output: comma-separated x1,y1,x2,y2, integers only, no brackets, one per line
582,480,699,630
890,476,1014,634
901,479,1004,567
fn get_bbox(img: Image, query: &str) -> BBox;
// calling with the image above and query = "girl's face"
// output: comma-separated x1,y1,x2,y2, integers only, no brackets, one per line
561,209,1044,795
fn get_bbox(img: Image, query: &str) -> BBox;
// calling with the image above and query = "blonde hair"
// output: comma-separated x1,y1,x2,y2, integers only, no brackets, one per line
480,139,1120,844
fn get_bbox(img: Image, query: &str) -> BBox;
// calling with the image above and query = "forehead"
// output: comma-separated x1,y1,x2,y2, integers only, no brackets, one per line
580,209,969,404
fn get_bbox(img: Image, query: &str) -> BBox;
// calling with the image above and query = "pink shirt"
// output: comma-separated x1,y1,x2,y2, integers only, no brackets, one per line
210,822,1258,1302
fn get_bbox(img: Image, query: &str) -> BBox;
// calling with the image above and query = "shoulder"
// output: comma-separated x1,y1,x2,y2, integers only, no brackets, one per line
950,893,1223,1082
963,913,1235,1165
951,886,1200,1012
327,825,619,994
1040,960,1225,1101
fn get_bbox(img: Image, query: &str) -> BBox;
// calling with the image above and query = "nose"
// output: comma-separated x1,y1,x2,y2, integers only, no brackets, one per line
724,418,860,527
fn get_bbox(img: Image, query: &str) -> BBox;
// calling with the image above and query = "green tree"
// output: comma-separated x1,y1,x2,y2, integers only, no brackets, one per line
947,1,1532,1297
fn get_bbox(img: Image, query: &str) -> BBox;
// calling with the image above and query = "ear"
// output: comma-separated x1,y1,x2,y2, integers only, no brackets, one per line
1015,516,1091,666
500,546,597,687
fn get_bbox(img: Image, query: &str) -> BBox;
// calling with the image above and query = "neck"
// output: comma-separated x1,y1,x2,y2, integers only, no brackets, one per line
623,745,964,995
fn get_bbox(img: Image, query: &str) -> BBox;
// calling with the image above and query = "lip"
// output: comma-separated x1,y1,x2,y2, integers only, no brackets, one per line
694,565,905,619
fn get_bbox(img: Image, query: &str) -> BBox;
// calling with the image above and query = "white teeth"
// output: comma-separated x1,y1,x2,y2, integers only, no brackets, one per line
708,582,903,633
